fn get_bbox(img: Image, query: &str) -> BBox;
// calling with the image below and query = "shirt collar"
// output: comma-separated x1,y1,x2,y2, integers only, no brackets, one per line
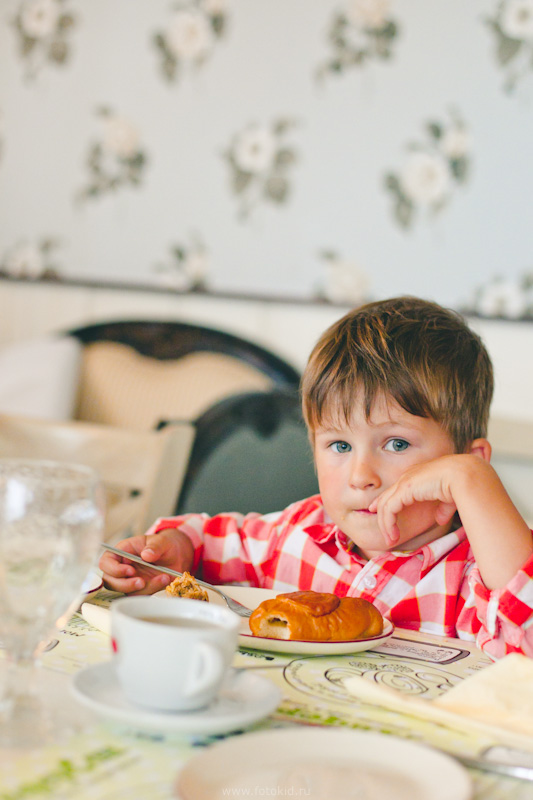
393,526,467,569
305,520,467,564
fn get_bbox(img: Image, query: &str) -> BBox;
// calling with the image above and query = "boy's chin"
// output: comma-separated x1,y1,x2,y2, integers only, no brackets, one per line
344,513,449,556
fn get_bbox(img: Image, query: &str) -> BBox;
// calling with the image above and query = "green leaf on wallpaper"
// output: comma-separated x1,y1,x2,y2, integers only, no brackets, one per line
319,250,338,261
376,45,392,60
20,36,37,56
497,35,522,65
58,14,75,31
129,152,146,169
450,157,468,182
384,173,400,192
211,15,225,36
232,170,252,194
87,144,101,171
265,176,288,202
274,148,296,167
373,37,387,57
273,118,294,136
395,199,413,228
381,21,398,40
427,122,443,140
48,41,68,64
333,15,348,35
40,238,59,253
349,51,365,66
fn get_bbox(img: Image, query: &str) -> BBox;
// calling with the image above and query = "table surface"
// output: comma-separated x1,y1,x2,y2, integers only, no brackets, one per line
1,589,533,800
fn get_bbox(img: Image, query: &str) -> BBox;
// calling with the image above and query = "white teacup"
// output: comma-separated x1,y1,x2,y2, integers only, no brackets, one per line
111,596,240,712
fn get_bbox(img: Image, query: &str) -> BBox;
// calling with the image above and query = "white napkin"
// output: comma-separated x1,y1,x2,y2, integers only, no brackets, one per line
80,603,111,635
345,653,533,750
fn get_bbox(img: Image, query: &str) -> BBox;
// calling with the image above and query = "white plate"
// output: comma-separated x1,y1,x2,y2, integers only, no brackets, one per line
82,570,103,595
71,662,281,736
176,728,472,800
82,586,394,655
157,586,394,656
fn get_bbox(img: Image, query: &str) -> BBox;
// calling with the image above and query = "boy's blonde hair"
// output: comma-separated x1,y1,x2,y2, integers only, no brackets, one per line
301,296,494,453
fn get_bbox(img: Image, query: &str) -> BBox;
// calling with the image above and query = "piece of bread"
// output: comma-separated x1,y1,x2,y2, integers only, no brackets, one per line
165,572,209,601
248,591,383,641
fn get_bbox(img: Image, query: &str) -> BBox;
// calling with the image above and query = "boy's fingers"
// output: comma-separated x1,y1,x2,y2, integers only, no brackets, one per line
386,523,401,547
130,573,172,595
434,502,456,525
103,572,171,595
99,553,136,577
139,546,159,561
139,533,173,561
103,575,146,593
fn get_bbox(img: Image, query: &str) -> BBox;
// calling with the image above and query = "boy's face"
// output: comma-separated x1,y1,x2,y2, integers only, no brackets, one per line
313,392,458,560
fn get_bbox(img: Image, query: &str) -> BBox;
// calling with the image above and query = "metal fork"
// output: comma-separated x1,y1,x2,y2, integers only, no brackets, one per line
100,542,252,618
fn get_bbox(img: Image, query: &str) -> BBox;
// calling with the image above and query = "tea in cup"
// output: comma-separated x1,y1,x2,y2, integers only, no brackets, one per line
111,596,239,712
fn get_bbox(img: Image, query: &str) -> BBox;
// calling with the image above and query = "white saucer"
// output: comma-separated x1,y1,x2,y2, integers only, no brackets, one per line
177,728,472,800
71,663,281,736
82,570,103,595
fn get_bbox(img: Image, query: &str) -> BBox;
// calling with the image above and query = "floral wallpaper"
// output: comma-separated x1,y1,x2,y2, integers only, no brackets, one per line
153,1,229,82
223,118,299,220
77,108,148,203
316,0,400,80
1,0,533,317
384,109,471,229
12,0,77,80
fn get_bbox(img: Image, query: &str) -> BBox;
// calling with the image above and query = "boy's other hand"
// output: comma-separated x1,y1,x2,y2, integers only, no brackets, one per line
99,528,194,595
368,455,459,547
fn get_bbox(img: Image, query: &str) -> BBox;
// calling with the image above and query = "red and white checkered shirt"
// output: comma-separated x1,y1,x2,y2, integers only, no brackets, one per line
148,494,533,660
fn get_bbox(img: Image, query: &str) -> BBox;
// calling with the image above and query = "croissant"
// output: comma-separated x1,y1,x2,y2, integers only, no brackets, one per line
248,591,383,641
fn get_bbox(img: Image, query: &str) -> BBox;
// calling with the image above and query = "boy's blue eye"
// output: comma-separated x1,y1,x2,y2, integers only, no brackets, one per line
331,441,351,454
385,438,409,453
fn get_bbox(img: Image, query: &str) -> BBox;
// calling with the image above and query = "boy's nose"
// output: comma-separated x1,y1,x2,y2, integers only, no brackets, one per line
349,454,381,490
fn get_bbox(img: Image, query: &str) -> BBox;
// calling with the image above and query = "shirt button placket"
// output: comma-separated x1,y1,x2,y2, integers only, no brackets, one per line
363,574,377,590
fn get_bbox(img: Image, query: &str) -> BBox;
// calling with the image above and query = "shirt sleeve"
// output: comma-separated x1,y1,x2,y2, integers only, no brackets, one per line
459,549,533,659
145,509,285,587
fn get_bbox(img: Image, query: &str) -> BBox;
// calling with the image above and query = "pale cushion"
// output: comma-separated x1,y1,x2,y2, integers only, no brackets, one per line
0,336,81,420
75,341,272,429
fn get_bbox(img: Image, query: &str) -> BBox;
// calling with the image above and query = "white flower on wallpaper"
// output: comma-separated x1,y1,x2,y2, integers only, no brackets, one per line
0,238,61,279
153,0,229,82
317,0,399,80
316,250,370,305
223,119,299,220
77,108,147,203
153,235,209,290
466,272,533,318
12,0,76,80
486,0,533,92
384,111,471,229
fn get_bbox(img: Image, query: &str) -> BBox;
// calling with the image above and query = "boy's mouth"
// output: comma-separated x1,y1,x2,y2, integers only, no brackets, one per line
354,508,377,516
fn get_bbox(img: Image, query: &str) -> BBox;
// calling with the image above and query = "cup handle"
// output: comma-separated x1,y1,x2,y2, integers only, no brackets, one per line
185,642,225,699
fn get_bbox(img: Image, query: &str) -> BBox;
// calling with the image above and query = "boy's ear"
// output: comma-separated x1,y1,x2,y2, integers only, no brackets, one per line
466,437,492,462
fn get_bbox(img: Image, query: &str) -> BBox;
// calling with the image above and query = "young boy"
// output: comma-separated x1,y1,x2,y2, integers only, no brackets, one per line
99,296,533,659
